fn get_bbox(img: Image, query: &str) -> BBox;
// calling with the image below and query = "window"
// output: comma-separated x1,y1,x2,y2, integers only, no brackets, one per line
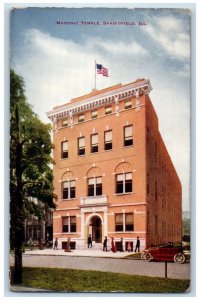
91,134,98,153
104,130,112,150
62,180,76,199
115,213,134,232
125,213,134,231
116,173,132,194
105,106,112,115
115,214,123,231
124,100,132,109
61,141,68,159
91,110,98,119
62,216,76,233
62,119,68,127
78,137,85,156
124,125,133,146
70,216,76,232
78,114,84,123
88,177,102,196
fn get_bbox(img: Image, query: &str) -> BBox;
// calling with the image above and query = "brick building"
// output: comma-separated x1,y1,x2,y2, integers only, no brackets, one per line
47,78,182,251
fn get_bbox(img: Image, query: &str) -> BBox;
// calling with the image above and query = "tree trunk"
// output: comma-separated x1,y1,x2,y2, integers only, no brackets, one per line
13,248,22,284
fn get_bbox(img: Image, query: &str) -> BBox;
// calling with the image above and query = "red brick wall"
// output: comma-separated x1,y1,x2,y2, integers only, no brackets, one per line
145,95,182,247
51,86,182,250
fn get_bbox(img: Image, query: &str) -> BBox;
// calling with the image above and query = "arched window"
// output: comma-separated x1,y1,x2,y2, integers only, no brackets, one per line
115,162,133,194
86,167,103,197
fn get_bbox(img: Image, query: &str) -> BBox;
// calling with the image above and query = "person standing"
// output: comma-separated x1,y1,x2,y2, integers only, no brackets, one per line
135,236,140,253
54,238,58,250
103,236,108,251
127,242,131,252
88,234,92,248
120,237,124,252
111,237,116,253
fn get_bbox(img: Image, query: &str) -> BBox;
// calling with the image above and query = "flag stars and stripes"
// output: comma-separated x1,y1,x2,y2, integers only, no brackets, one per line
96,63,109,77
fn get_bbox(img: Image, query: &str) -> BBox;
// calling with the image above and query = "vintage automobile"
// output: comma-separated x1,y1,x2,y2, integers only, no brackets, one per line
141,242,189,264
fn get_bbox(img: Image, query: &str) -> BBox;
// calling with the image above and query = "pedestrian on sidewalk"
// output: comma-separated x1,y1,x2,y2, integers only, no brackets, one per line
111,237,116,253
88,234,92,248
127,241,131,252
54,238,58,250
135,236,140,253
103,236,108,251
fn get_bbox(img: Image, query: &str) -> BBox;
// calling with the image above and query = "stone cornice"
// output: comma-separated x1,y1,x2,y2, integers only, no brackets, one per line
46,79,152,121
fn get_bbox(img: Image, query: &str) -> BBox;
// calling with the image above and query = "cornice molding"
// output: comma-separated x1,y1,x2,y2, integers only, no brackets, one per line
46,79,152,121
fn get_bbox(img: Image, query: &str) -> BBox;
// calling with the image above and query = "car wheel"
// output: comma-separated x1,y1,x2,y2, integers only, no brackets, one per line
145,253,152,262
174,253,186,264
141,253,147,260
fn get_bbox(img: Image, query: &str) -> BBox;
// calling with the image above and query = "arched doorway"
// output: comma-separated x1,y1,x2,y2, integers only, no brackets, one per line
90,216,102,243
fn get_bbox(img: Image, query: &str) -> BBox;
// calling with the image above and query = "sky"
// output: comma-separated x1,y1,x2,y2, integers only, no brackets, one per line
10,7,191,211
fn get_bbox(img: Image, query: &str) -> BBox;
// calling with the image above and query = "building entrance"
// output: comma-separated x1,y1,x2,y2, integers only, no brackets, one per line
90,216,102,243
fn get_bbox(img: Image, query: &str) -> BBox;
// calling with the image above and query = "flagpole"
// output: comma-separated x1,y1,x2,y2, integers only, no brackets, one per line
95,60,96,90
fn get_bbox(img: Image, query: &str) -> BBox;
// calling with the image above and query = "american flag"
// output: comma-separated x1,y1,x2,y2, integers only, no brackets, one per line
96,63,109,77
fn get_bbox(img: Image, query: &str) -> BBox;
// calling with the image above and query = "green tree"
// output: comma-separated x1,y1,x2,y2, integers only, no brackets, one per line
10,69,56,284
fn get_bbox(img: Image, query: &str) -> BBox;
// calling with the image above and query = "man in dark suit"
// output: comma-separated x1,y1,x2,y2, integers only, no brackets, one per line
88,234,92,248
103,236,108,251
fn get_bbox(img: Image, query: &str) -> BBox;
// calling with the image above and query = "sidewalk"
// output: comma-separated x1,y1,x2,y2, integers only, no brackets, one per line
22,248,130,258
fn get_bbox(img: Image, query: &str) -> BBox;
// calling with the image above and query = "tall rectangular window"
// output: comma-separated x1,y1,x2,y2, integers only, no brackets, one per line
88,177,102,196
61,141,68,159
78,114,84,123
104,130,112,150
124,125,133,146
62,217,69,232
115,214,123,231
115,213,134,232
62,216,76,233
78,137,85,156
91,110,98,119
105,106,112,115
91,134,98,153
116,173,132,194
70,216,76,233
125,213,134,231
62,180,76,199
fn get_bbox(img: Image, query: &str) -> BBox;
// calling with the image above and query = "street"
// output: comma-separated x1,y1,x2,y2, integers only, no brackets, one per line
10,252,190,280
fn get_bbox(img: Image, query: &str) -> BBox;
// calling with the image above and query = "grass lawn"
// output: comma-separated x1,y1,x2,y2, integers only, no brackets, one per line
124,252,142,259
11,267,190,293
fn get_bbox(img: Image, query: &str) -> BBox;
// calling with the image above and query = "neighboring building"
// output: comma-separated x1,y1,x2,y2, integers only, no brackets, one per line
47,78,182,251
24,197,53,244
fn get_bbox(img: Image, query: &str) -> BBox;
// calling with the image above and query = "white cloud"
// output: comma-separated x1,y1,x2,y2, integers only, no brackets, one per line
154,16,183,32
144,15,190,60
15,29,149,122
86,37,149,56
